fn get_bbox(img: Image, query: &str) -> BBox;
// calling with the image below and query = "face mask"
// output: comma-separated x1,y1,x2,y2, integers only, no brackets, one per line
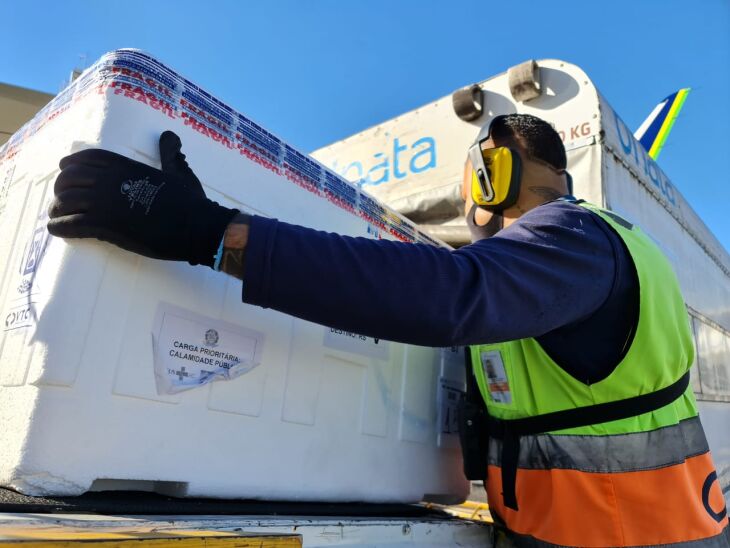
466,203,503,242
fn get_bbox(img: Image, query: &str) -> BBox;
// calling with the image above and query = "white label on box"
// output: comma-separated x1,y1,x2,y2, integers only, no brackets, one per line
152,302,265,395
441,346,463,371
323,327,390,360
437,377,464,435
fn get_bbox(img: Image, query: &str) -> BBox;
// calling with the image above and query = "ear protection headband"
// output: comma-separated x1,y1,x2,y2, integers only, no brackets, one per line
468,115,572,211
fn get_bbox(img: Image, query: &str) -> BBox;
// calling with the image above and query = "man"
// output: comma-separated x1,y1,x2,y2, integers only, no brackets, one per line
48,114,729,547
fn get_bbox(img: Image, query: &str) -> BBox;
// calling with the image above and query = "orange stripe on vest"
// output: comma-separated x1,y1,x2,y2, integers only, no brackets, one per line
486,452,728,547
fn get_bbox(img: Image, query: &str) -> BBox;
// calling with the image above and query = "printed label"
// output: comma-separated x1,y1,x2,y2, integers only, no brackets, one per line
17,204,51,298
480,350,511,404
437,377,464,435
2,204,52,334
4,303,34,332
22,226,48,276
441,346,463,371
152,303,265,395
323,327,390,360
0,164,14,216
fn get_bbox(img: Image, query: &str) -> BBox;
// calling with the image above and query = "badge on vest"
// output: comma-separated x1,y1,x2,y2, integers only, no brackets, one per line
480,350,511,403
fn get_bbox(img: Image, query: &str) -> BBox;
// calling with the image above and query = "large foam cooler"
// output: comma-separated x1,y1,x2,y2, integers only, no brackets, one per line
0,50,468,502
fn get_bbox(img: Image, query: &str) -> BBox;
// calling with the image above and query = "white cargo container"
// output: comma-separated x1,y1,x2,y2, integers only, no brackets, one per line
312,59,730,502
0,50,469,503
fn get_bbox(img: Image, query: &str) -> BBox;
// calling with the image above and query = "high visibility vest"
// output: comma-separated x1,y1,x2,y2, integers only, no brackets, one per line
469,202,729,547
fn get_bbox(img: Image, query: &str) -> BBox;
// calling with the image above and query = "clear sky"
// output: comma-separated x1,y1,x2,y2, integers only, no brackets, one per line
3,0,730,250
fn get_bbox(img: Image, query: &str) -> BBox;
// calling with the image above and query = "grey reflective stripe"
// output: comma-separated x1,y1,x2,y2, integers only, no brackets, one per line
488,415,710,473
494,523,730,548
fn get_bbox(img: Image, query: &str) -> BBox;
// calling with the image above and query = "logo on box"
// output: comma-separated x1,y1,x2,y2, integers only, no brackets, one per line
204,328,219,347
22,226,48,276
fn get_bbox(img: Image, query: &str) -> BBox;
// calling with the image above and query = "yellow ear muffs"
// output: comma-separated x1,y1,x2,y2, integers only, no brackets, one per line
469,146,522,211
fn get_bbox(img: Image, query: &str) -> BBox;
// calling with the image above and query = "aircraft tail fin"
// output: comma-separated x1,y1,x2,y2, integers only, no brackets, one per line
634,88,691,160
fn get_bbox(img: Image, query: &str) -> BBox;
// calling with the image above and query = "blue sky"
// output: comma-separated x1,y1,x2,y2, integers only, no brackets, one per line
3,0,730,250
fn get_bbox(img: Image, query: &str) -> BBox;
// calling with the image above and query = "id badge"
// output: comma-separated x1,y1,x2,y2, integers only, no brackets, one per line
480,350,511,404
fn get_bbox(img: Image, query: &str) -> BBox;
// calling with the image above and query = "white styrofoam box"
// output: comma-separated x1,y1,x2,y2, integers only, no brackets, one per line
0,50,468,502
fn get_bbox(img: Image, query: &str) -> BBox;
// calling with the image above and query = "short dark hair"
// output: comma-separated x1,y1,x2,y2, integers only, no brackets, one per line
489,114,567,170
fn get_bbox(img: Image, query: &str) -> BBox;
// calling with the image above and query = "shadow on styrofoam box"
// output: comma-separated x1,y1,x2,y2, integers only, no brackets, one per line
28,236,128,387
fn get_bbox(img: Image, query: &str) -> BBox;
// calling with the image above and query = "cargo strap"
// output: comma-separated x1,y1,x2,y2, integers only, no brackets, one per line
488,371,690,511
459,350,490,481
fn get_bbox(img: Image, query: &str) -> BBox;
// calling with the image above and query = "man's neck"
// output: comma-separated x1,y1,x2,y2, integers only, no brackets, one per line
501,180,569,230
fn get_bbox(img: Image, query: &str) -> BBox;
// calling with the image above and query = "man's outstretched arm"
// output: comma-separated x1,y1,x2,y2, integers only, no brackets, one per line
218,205,615,347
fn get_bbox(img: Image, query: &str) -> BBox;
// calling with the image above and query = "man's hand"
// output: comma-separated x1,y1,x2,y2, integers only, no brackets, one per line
47,131,239,267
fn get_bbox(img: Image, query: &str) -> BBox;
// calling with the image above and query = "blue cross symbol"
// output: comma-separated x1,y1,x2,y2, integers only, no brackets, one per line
175,366,189,381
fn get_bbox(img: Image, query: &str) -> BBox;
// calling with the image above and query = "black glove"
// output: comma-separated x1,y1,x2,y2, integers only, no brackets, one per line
48,131,239,267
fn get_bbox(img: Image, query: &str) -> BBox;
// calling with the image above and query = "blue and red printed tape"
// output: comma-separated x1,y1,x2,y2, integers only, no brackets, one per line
0,49,441,248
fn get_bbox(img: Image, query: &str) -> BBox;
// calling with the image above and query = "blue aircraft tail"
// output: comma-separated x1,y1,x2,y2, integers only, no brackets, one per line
633,88,690,160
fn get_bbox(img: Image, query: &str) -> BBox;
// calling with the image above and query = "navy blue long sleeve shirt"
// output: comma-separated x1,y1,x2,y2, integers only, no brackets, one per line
242,199,638,384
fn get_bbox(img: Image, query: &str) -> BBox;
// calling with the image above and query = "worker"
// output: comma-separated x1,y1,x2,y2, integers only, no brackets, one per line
47,114,729,547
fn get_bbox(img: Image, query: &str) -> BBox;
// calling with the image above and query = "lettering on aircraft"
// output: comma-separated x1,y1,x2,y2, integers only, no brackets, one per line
331,136,437,187
611,109,677,207
558,122,591,142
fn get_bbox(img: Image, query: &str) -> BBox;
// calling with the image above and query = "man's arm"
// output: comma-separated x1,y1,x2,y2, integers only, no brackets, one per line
220,202,616,347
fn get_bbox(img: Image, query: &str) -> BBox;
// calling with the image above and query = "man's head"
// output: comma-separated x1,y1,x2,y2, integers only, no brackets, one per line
462,114,570,239
484,114,567,173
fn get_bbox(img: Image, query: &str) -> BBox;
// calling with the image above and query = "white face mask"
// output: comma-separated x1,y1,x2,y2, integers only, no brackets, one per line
466,203,503,242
